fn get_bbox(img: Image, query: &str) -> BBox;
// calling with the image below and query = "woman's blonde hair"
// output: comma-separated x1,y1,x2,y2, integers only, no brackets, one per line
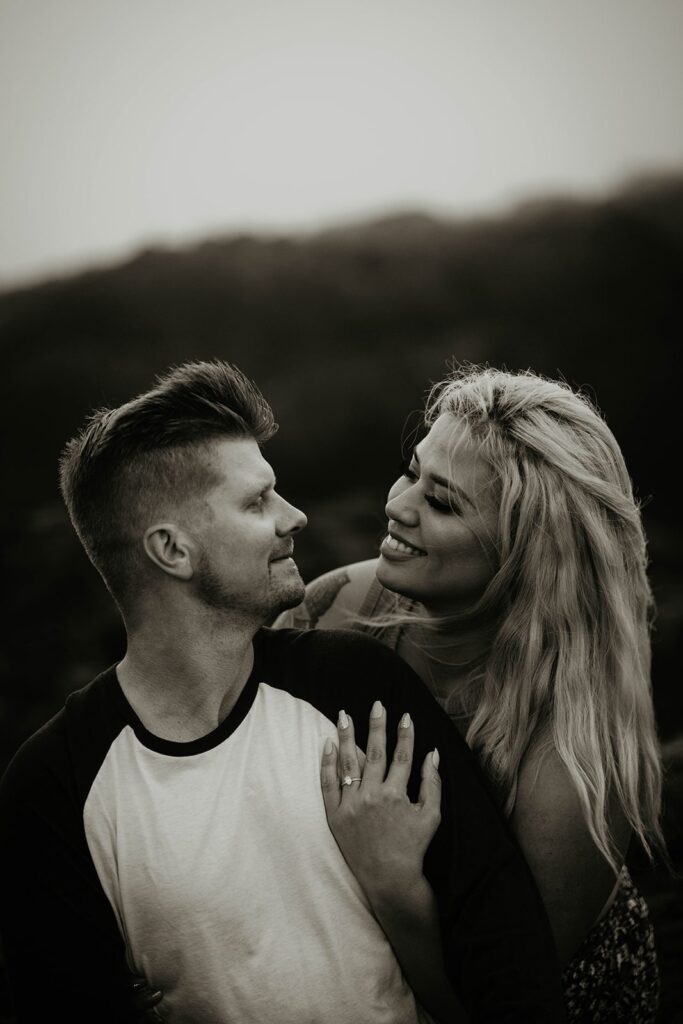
400,366,662,872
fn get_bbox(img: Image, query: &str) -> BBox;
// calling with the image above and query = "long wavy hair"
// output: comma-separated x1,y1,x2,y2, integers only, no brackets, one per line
383,366,663,872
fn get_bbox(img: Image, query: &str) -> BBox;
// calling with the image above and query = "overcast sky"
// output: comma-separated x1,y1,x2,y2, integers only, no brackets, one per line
1,0,682,286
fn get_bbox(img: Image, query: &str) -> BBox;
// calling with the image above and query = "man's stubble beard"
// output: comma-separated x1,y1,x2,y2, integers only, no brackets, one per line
195,552,305,622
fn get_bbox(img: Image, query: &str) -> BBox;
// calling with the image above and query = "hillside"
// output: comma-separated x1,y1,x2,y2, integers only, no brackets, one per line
1,174,683,1021
1,175,682,757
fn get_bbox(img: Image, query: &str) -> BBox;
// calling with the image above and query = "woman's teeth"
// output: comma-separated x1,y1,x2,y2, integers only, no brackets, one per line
385,535,425,556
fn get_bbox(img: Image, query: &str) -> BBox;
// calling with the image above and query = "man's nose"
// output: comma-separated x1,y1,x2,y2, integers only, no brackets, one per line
279,498,307,535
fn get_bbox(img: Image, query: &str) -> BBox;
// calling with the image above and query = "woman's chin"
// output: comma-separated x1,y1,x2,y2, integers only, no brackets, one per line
376,555,415,597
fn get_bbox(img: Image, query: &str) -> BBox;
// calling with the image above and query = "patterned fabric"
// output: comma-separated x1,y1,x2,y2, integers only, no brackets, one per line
562,867,659,1023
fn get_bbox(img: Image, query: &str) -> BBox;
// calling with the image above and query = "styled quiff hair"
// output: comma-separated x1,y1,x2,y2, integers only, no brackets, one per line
424,366,663,871
59,360,277,609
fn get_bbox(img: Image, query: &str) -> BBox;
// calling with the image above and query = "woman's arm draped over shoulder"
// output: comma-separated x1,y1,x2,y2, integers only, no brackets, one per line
273,560,378,630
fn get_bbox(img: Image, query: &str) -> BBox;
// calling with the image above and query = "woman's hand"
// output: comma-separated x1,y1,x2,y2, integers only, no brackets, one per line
320,702,467,1022
320,700,441,908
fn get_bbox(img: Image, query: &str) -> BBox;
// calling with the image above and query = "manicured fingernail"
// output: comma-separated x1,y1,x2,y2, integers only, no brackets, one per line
370,700,383,719
323,737,333,755
432,748,440,769
400,712,411,729
338,709,349,730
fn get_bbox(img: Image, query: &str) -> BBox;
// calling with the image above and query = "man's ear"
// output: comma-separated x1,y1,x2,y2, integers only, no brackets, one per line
143,523,195,580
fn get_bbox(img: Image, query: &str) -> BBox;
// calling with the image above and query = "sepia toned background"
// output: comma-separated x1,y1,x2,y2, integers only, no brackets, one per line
1,1,682,1019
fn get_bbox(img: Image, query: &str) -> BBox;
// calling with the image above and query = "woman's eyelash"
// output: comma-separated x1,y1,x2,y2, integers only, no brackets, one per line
425,494,456,514
400,463,460,514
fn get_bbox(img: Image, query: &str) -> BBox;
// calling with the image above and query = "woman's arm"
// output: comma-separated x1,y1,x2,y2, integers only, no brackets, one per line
274,560,379,630
511,741,631,965
320,703,468,1024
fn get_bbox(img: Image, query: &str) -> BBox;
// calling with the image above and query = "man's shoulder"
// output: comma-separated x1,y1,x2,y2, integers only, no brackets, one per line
0,665,123,814
256,624,451,740
260,621,410,676
1,705,67,790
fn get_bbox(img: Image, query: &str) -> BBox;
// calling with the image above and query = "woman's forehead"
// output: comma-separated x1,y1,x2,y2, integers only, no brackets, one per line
419,415,494,500
419,415,477,467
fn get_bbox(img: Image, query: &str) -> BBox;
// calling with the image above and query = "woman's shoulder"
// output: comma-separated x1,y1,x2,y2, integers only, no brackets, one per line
273,559,380,631
514,738,631,853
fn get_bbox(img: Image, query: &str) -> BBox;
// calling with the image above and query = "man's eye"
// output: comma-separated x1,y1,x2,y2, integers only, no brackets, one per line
401,462,418,481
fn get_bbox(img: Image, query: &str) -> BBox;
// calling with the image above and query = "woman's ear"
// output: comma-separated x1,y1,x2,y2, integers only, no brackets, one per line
143,523,194,580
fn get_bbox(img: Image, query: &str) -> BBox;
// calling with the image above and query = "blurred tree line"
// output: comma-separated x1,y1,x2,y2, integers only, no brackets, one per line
1,174,681,773
1,173,682,1021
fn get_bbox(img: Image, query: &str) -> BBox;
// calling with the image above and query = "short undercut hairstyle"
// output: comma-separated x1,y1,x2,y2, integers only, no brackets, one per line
59,360,277,610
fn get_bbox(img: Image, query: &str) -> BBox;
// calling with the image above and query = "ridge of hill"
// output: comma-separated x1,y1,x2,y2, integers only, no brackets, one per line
1,175,682,763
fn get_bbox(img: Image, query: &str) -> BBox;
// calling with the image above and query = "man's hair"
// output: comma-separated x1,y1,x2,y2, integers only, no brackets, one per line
59,360,277,610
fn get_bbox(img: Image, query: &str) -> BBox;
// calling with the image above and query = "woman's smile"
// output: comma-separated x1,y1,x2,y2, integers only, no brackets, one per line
381,531,427,560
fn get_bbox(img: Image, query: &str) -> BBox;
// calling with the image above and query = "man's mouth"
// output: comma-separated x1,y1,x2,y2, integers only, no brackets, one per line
270,548,295,562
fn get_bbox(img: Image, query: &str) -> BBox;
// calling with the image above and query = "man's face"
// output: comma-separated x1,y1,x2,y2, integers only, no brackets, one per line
188,438,307,622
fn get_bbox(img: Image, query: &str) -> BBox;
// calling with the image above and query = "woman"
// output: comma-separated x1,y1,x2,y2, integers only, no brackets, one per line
280,366,665,1022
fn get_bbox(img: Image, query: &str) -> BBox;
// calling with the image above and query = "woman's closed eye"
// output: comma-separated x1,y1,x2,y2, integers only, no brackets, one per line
425,493,457,514
400,462,460,515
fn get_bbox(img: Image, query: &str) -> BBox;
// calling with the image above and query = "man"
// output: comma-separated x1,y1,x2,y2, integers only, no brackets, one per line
0,361,564,1023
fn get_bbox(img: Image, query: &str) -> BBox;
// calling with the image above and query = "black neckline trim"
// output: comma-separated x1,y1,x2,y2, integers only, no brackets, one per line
105,632,267,757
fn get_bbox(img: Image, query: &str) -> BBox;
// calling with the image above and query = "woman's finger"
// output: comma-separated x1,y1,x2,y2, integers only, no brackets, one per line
361,700,387,785
337,709,362,792
385,712,414,791
320,737,340,815
418,748,442,820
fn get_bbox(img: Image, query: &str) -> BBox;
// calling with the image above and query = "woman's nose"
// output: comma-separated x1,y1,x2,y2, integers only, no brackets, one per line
385,482,419,527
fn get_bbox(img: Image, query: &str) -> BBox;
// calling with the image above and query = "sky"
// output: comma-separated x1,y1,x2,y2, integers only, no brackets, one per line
1,0,682,286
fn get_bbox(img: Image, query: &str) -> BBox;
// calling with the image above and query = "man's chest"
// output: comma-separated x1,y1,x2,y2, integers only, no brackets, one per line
78,684,419,1023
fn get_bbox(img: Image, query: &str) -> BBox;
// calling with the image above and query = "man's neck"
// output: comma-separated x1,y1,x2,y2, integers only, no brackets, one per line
116,605,259,743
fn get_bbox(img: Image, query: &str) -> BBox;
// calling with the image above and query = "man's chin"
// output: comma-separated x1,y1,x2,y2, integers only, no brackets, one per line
274,577,306,612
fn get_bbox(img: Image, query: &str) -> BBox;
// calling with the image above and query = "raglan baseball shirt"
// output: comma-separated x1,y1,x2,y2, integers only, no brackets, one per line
0,627,565,1023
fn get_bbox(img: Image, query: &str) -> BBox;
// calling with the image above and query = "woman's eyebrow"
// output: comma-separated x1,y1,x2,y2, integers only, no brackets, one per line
413,449,475,509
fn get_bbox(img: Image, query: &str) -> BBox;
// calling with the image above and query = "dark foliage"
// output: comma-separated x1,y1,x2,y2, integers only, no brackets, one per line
2,174,682,763
1,174,682,1020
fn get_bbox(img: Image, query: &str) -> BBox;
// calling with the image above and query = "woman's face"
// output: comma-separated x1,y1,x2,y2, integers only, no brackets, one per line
377,414,498,614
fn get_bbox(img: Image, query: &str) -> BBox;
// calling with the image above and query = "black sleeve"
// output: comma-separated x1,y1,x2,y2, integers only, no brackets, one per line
0,720,136,1024
282,628,567,1023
